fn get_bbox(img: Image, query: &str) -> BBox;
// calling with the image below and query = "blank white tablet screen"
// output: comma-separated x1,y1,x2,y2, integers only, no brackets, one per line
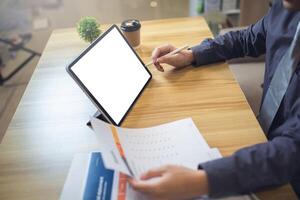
71,27,150,124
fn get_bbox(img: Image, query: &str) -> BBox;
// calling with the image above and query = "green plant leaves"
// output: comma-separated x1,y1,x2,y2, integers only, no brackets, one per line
77,17,101,43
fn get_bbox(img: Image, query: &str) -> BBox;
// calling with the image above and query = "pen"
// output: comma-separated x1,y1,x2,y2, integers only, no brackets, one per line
110,126,135,177
145,44,190,66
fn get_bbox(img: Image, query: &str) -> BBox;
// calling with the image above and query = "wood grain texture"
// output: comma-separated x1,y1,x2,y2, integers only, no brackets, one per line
0,17,296,199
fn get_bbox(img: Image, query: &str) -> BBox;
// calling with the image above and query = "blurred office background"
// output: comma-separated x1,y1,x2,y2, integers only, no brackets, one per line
0,0,270,140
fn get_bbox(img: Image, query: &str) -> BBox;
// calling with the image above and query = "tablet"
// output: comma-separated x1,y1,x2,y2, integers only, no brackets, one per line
67,25,152,126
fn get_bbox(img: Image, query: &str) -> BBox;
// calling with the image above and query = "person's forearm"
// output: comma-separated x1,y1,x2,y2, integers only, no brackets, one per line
191,38,228,66
191,16,268,67
199,136,300,198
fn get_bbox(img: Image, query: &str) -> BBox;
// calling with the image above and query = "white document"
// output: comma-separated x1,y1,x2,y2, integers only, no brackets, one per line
91,118,213,177
62,118,259,200
60,151,257,200
60,154,91,200
60,152,143,200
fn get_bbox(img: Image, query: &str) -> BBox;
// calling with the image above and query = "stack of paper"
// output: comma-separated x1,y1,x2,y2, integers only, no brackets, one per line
61,118,259,200
91,117,222,178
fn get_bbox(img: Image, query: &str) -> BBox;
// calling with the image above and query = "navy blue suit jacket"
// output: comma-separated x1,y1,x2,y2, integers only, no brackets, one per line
191,2,300,198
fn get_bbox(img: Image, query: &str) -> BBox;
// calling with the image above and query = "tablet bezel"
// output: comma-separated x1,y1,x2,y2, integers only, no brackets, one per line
66,24,152,126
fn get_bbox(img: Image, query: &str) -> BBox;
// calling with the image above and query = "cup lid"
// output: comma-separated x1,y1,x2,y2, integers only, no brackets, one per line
120,19,141,32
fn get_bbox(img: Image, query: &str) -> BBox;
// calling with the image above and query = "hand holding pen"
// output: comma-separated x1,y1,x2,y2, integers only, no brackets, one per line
146,44,195,72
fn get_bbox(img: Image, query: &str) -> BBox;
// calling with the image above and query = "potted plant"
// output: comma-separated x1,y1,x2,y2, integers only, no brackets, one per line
77,17,101,43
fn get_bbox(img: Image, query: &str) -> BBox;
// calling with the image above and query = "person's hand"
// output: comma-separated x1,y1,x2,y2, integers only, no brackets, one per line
128,165,209,200
151,44,195,72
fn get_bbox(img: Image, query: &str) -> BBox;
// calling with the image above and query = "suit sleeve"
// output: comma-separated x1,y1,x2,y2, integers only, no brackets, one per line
199,108,300,198
190,14,268,66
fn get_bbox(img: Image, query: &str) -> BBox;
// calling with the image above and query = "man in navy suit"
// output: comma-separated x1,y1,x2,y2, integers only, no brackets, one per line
129,0,300,199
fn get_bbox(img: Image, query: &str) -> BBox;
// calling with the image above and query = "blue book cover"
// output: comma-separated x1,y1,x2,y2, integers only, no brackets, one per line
60,152,133,200
83,152,115,200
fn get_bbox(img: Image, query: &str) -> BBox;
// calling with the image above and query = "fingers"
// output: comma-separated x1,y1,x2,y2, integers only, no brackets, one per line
156,54,184,70
151,44,176,61
140,166,167,180
128,178,157,193
156,54,176,66
154,61,164,72
128,165,168,192
152,44,176,72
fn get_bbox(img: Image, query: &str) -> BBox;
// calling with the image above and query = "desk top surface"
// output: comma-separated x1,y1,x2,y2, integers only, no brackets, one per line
0,17,296,199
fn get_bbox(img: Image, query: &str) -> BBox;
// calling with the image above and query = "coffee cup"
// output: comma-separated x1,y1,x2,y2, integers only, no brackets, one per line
120,19,141,48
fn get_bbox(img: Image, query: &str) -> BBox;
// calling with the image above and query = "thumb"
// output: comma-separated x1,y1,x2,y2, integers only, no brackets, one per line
140,166,167,180
157,54,173,64
128,178,156,193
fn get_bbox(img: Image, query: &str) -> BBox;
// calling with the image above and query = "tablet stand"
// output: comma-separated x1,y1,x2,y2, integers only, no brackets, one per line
87,110,109,127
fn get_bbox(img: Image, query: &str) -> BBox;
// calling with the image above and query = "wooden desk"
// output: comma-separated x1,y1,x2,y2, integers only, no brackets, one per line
0,17,296,199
